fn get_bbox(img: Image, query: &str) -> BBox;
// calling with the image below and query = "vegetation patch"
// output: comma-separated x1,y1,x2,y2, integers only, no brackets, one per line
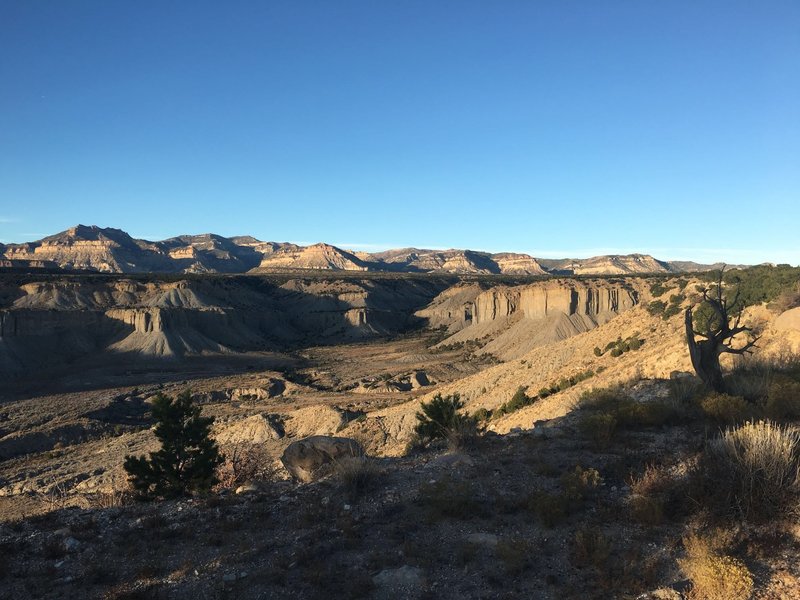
679,532,753,600
694,420,800,521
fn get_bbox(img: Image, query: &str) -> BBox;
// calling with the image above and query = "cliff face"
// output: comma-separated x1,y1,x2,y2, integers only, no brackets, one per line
256,243,370,271
2,225,723,275
422,280,641,360
0,277,450,377
473,284,637,323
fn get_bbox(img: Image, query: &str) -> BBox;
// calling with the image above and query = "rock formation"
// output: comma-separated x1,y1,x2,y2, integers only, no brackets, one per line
1,225,736,275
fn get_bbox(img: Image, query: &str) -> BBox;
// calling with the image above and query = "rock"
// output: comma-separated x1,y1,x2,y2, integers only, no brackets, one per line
425,453,474,470
466,532,499,547
235,483,259,495
636,589,682,600
215,414,283,445
229,379,286,402
372,565,425,600
64,537,80,552
776,307,800,332
669,370,694,380
410,371,431,389
280,436,364,483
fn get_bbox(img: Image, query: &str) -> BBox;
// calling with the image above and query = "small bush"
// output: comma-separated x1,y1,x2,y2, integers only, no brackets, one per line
669,376,702,405
579,413,617,450
594,346,602,357
678,533,753,600
215,443,277,491
610,348,623,357
572,526,611,569
695,420,800,520
472,407,491,423
560,465,602,503
765,377,800,420
649,282,668,297
414,393,475,444
700,393,752,424
446,414,481,451
334,456,381,501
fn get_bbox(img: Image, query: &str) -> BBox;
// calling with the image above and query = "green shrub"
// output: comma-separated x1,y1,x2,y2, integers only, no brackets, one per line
414,393,474,443
560,466,602,503
594,346,603,357
647,300,666,317
765,378,800,420
649,282,668,297
579,413,617,450
472,407,492,423
700,393,753,424
124,391,222,499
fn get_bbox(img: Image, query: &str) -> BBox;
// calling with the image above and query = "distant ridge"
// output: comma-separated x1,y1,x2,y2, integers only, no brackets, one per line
0,225,746,276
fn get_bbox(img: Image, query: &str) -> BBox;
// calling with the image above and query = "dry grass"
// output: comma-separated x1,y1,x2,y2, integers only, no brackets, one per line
679,531,753,600
333,456,382,500
765,377,800,420
696,420,800,521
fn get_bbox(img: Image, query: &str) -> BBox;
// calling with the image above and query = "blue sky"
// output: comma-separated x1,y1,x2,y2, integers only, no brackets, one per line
1,1,798,264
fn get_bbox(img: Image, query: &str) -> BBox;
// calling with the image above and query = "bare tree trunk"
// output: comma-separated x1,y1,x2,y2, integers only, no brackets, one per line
685,308,725,392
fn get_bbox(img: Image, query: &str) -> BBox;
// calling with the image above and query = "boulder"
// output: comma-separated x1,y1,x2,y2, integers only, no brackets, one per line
776,307,800,332
410,371,431,389
215,414,283,445
280,436,364,483
372,565,425,600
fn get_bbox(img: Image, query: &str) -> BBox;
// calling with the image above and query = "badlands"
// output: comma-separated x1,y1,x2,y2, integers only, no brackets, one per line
1,242,800,599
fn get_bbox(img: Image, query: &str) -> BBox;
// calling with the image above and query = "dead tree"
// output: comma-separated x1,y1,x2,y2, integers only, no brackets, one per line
684,269,760,392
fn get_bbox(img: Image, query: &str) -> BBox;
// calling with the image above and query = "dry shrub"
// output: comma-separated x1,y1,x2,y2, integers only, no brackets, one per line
446,415,481,451
87,486,133,509
679,532,753,600
529,491,567,527
560,465,602,502
572,526,611,569
669,376,703,404
215,443,276,491
334,456,381,500
495,537,532,575
765,377,800,420
700,393,752,424
579,413,617,450
628,464,676,525
696,420,800,520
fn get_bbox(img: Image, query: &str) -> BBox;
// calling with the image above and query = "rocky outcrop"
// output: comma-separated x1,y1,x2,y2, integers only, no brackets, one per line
2,225,732,275
280,436,364,482
472,283,638,324
255,243,370,271
426,280,641,360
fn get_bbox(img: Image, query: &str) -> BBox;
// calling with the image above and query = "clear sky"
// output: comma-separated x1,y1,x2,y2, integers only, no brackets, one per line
1,1,798,264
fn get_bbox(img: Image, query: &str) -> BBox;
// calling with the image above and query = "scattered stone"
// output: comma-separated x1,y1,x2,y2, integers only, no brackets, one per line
466,532,499,547
235,483,259,495
373,565,425,600
280,436,363,483
63,537,80,552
